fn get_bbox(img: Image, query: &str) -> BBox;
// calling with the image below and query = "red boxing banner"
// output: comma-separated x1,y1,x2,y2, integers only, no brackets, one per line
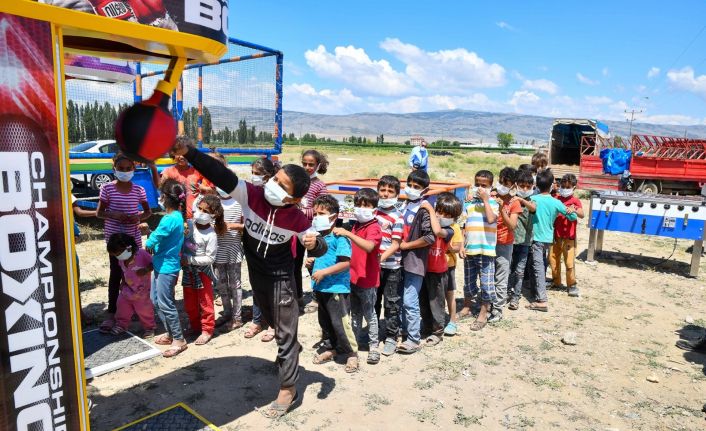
0,13,84,431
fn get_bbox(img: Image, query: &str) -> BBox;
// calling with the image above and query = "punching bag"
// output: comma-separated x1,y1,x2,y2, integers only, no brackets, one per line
115,56,185,163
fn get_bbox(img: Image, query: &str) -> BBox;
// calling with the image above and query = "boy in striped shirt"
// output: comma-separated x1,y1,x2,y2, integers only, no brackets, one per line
461,170,499,331
374,175,405,357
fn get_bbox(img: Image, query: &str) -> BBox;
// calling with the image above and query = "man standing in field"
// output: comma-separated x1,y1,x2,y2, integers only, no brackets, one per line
409,139,429,172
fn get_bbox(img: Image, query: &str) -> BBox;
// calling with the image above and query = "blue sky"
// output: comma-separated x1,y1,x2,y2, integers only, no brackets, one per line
232,1,706,125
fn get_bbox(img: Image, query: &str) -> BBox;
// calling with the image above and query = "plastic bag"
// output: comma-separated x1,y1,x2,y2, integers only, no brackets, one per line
600,148,632,175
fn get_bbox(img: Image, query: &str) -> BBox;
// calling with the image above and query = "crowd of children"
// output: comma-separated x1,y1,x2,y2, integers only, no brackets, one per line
86,139,584,417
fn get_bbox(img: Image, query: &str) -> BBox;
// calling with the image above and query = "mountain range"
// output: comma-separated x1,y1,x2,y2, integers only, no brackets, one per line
206,106,706,144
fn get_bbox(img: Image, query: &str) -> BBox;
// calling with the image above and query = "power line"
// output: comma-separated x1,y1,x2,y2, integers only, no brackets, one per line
625,109,643,137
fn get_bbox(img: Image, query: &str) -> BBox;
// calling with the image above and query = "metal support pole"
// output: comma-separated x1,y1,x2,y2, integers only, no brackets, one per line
596,230,605,255
134,62,142,103
587,228,598,262
197,66,203,148
690,232,704,277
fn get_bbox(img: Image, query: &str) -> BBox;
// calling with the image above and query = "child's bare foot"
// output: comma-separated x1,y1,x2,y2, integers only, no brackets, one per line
458,307,472,319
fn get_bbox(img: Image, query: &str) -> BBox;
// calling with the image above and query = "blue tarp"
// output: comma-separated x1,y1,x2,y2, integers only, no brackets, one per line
600,148,631,175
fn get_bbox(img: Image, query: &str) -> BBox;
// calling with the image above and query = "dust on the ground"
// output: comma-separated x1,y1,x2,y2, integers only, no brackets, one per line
79,147,706,430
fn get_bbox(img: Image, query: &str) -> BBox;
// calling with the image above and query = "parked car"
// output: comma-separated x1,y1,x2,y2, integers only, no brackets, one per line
70,140,119,190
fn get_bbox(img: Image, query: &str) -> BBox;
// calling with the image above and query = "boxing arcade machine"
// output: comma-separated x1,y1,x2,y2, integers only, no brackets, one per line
0,1,227,430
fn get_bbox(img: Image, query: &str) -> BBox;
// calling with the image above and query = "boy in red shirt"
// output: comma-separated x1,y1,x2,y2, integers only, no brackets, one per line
419,193,462,346
333,188,383,364
490,167,523,323
550,174,584,297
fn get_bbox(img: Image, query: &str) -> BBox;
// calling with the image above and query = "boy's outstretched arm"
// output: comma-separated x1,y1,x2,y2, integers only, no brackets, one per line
420,201,449,238
332,227,376,253
174,142,239,194
311,258,350,282
301,233,328,257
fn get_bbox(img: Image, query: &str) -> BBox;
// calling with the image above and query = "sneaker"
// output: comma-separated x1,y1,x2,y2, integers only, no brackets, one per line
676,337,706,353
508,298,519,310
367,349,381,365
487,310,503,323
568,285,580,297
443,321,458,336
381,338,397,356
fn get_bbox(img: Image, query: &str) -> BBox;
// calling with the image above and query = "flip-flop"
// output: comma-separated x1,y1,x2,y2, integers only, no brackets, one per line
469,320,487,331
424,334,442,346
525,303,549,312
260,391,299,419
244,325,263,339
98,319,114,334
154,334,173,345
110,326,126,336
162,343,187,358
396,341,420,354
194,333,212,345
261,330,275,343
345,356,359,373
304,303,318,314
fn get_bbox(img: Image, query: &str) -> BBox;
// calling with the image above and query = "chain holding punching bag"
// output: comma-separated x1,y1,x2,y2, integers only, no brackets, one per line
115,56,186,163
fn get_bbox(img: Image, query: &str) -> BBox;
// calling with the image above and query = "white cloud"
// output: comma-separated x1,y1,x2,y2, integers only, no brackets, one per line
576,73,599,85
667,66,706,100
522,78,558,95
369,93,496,114
602,67,609,77
380,38,506,90
285,83,362,114
584,96,613,105
496,21,517,31
304,44,414,96
647,67,660,79
508,90,541,108
639,114,704,125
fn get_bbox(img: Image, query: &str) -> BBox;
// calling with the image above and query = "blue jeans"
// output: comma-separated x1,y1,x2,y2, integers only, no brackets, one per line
401,271,424,345
463,255,496,303
151,271,183,340
509,244,530,300
493,244,513,311
530,242,551,302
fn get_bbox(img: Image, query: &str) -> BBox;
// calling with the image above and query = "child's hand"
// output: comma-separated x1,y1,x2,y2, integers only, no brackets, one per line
399,241,408,251
332,227,348,238
135,267,151,277
459,248,466,259
305,257,315,269
302,232,319,250
420,200,434,213
477,187,490,202
566,206,575,215
311,270,327,283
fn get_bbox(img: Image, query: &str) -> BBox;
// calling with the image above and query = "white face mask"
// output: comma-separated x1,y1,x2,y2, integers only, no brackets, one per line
496,184,511,196
158,196,166,210
312,214,334,231
114,170,134,182
116,248,132,261
353,207,375,223
264,178,291,207
470,186,487,199
194,210,213,225
439,216,454,227
251,175,264,187
558,187,574,198
517,189,533,198
378,197,398,208
404,186,422,201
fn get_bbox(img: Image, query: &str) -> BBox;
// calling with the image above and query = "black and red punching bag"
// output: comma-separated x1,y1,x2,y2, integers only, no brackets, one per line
115,57,185,163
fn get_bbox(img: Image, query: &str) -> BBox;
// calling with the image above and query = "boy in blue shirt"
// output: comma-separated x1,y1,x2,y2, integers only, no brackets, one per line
526,170,577,312
309,195,359,373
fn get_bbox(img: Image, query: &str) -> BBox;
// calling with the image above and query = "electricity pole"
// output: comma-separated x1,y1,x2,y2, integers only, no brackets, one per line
624,109,642,138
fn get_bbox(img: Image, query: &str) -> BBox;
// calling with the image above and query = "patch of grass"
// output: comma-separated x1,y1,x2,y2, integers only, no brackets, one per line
492,318,518,330
630,347,659,358
409,407,438,424
414,379,436,390
366,168,379,177
539,340,555,351
517,415,536,428
517,344,535,354
482,356,502,366
583,385,603,400
453,411,483,427
365,394,391,412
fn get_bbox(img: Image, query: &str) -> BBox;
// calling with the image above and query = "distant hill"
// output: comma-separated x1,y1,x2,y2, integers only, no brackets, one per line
206,107,706,144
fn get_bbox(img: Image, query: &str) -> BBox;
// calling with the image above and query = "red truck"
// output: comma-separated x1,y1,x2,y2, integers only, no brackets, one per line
578,134,706,195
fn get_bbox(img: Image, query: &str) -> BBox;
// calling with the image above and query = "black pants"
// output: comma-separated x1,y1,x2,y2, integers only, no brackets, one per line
249,267,301,388
379,267,403,340
420,271,448,336
294,241,306,307
108,254,122,314
315,291,357,355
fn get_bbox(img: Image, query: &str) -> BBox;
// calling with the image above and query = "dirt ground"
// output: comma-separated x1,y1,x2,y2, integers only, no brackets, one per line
78,147,706,430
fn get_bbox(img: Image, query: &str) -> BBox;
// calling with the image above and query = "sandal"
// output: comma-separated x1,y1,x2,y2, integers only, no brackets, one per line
367,349,380,365
345,356,359,373
244,324,263,339
525,302,549,312
261,329,275,343
260,391,299,419
98,319,114,334
397,340,420,354
194,333,212,345
110,326,126,336
154,334,173,345
424,334,442,346
312,350,335,365
162,343,188,358
443,322,458,336
470,320,487,331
